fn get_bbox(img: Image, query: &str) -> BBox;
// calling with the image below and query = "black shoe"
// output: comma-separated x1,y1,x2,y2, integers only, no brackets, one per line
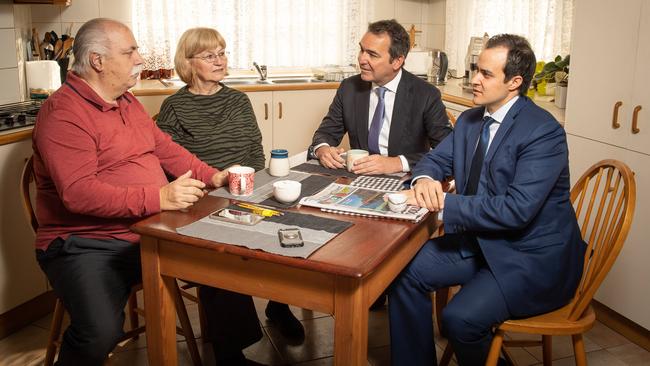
369,293,387,311
265,301,305,342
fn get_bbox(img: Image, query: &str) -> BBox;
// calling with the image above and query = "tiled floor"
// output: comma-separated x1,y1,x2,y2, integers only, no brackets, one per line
1,292,649,366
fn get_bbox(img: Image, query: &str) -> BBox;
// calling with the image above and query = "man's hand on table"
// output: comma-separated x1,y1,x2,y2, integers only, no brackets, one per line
413,178,445,212
160,170,206,211
315,145,346,169
351,155,403,175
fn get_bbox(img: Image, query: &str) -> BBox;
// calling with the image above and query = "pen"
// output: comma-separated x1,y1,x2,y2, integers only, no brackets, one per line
236,203,284,216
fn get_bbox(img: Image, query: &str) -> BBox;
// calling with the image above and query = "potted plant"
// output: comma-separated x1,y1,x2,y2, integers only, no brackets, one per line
533,55,570,108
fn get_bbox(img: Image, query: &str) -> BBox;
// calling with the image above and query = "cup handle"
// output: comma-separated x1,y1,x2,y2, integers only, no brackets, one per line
240,175,246,193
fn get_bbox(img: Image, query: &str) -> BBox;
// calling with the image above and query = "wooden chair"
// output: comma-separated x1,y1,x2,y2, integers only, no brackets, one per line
446,109,457,127
20,157,203,366
438,159,636,366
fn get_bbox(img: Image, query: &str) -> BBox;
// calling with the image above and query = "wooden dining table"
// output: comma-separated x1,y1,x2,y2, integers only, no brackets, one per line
132,193,437,365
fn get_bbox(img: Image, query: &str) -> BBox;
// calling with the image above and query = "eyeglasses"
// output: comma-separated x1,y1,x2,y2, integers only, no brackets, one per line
191,50,229,63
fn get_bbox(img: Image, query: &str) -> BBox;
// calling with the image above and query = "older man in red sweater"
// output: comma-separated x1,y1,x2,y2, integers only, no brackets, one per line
33,18,263,366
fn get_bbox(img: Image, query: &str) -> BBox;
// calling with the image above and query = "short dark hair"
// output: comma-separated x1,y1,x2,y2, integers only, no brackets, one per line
367,19,410,61
485,34,536,96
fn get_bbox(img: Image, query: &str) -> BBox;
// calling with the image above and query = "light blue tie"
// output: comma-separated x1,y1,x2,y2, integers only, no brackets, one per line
368,87,387,154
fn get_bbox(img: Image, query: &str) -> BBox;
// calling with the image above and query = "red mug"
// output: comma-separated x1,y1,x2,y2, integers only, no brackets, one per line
228,166,255,196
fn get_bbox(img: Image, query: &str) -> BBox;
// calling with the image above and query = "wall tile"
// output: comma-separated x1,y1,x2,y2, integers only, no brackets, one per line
61,0,100,23
372,0,396,21
0,29,17,68
425,23,445,50
30,4,60,23
0,68,21,104
396,0,422,25
99,0,132,23
427,0,446,25
32,22,63,40
0,3,14,28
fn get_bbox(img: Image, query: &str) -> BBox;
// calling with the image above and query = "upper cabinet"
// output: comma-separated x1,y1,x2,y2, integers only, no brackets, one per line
565,0,648,155
13,0,70,5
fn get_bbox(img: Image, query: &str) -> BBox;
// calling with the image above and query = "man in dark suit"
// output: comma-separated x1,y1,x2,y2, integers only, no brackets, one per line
309,19,452,175
388,34,587,366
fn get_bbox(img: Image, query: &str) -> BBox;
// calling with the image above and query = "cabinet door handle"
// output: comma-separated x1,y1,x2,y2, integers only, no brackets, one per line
632,105,642,134
278,102,283,119
264,103,268,120
612,101,623,129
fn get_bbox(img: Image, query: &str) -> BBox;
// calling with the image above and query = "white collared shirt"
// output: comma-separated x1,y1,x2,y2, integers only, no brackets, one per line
368,69,409,172
481,95,519,150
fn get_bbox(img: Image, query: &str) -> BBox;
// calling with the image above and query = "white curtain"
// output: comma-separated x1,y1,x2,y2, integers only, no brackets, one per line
445,0,574,76
132,0,367,71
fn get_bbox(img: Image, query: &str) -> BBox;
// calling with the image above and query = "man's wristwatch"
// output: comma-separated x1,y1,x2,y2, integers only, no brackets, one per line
307,145,318,160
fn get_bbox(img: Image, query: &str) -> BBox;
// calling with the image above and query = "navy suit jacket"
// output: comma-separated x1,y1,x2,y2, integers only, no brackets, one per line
311,70,452,167
413,96,586,317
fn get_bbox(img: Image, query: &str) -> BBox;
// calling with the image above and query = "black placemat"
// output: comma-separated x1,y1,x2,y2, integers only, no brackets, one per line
227,204,353,234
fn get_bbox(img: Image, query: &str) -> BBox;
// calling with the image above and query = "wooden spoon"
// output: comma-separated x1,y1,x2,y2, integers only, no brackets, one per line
53,39,63,60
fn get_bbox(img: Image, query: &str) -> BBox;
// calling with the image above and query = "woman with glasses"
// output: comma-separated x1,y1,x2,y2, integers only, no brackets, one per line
157,27,265,171
156,28,305,364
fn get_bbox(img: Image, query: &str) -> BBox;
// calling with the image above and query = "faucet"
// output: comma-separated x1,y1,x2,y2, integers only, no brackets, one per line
253,62,267,81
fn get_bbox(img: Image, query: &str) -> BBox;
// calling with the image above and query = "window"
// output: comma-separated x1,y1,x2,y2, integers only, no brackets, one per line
445,0,574,75
132,0,368,72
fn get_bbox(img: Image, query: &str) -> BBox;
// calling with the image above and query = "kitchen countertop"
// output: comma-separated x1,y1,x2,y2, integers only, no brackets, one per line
0,76,565,145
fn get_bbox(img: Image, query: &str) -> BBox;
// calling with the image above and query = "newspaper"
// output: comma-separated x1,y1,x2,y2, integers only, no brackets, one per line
299,183,429,223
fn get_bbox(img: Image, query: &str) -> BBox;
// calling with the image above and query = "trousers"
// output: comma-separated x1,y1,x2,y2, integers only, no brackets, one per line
388,234,511,366
37,236,261,366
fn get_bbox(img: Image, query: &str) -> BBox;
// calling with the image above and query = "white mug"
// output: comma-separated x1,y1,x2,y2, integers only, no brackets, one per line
346,149,369,172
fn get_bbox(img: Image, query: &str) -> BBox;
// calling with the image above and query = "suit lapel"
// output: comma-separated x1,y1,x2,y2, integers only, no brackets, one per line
485,97,529,162
463,117,483,190
387,73,411,155
355,80,371,150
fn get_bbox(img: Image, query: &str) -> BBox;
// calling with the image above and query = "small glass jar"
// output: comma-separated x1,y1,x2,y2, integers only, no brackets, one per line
269,149,290,177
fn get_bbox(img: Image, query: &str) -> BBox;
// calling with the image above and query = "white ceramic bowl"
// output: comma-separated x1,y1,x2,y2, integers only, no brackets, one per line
388,201,407,213
273,180,302,203
387,193,407,204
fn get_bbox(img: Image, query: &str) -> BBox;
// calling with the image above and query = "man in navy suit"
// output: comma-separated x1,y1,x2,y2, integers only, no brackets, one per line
388,34,586,366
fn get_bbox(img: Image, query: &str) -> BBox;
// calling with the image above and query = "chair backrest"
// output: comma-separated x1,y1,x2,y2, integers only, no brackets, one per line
20,156,38,232
446,110,457,127
567,159,636,320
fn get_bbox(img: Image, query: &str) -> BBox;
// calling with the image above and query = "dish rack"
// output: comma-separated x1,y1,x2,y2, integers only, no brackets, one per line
313,66,358,82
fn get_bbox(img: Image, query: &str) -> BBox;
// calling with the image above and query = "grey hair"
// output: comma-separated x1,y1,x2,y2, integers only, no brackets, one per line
71,18,123,74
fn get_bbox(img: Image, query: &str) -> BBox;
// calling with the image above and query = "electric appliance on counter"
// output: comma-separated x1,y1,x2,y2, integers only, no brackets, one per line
431,50,448,85
0,101,43,133
404,48,432,77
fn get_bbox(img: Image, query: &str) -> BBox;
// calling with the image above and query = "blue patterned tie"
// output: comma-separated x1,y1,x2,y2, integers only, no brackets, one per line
368,86,387,154
465,117,495,195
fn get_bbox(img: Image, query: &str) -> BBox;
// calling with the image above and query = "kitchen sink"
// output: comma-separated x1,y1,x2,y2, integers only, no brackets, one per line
221,78,327,85
269,78,324,84
222,79,272,85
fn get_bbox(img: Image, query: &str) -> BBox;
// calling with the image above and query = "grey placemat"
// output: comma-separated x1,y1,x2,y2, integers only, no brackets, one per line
176,210,352,258
209,169,336,208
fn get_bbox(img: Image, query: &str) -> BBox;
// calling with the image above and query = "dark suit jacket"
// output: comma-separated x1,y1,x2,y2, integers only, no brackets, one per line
311,69,452,167
413,96,586,317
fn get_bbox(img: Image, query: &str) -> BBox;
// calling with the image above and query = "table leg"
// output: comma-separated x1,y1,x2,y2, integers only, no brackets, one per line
141,237,178,366
334,277,368,366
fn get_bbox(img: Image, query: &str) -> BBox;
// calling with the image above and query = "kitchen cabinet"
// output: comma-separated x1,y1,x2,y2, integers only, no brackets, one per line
566,0,650,329
0,138,48,314
247,89,345,163
566,0,648,155
13,0,70,5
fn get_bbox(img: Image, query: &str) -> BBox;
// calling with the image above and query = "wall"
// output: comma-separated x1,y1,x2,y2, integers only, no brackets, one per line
0,3,25,104
373,0,446,51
